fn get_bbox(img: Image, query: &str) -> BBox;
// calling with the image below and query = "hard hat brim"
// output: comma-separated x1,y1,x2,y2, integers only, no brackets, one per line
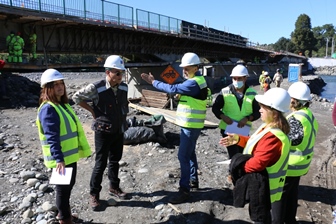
41,77,67,88
179,63,199,67
230,74,249,77
255,94,289,113
105,66,126,70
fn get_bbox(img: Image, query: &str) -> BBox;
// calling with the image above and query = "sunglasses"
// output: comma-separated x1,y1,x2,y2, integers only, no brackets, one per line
110,70,125,76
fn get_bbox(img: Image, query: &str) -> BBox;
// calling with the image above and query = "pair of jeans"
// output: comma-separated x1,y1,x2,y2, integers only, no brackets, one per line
90,131,124,195
220,129,244,159
178,127,201,191
55,162,77,220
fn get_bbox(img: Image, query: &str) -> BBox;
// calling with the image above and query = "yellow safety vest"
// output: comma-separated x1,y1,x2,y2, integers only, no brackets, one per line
243,124,290,203
219,87,257,130
176,76,207,129
36,102,91,168
286,108,318,176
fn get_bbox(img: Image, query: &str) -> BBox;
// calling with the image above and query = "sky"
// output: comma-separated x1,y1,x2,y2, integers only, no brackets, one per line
111,0,335,45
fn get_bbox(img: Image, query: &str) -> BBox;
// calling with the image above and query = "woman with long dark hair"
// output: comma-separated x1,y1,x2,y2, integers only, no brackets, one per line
36,68,91,224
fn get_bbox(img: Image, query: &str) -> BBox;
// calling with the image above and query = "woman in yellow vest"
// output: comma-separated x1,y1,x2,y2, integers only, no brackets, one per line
220,88,291,223
36,69,91,224
272,82,318,224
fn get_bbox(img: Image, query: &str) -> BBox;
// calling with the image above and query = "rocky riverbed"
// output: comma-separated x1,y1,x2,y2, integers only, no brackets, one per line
0,72,335,224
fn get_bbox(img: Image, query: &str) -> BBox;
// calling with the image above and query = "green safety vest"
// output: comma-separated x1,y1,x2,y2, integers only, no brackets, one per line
6,34,14,47
206,88,213,107
219,87,257,130
30,33,37,44
286,108,318,176
36,102,91,168
243,124,290,203
11,36,24,49
176,76,207,129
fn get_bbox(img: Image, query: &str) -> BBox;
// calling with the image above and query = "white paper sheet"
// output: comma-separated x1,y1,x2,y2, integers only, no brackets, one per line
49,167,73,185
216,159,231,165
224,121,251,136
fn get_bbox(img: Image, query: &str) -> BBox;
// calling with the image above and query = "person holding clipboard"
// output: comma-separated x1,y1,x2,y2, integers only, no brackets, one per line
212,64,260,159
36,69,91,224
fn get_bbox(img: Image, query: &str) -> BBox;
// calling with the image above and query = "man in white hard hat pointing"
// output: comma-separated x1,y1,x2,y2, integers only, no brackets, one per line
141,52,208,204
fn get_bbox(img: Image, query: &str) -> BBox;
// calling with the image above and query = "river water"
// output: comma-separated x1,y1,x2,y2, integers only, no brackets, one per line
320,75,336,102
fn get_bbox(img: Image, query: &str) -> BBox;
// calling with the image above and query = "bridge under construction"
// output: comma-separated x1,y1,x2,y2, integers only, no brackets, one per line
0,0,305,73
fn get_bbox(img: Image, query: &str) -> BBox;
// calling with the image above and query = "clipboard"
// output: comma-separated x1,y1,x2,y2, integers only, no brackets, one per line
49,167,73,185
224,121,251,136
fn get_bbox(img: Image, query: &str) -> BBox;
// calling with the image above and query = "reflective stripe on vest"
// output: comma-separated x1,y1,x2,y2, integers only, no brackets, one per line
37,102,80,168
286,109,318,176
176,76,207,128
96,82,128,93
219,87,256,130
243,124,290,203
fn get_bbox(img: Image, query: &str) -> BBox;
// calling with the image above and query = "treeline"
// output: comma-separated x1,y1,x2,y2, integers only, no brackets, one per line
263,14,335,58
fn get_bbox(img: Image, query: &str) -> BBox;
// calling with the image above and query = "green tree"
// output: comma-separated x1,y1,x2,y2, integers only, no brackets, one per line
273,37,295,52
312,24,336,57
291,14,317,56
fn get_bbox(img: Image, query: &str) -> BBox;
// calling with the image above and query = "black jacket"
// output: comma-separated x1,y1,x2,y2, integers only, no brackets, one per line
92,80,129,134
229,153,271,223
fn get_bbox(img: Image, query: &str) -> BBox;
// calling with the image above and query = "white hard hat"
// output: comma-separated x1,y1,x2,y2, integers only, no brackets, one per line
104,55,126,70
255,88,291,113
230,64,249,77
263,71,269,76
179,52,201,67
288,82,312,101
40,68,65,88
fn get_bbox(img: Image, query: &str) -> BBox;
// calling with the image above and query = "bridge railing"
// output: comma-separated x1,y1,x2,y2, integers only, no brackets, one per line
135,9,180,34
0,0,133,26
0,0,272,51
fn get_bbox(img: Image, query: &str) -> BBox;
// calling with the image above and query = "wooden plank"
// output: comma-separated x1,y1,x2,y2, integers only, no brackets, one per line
129,103,218,128
141,89,169,108
142,89,167,98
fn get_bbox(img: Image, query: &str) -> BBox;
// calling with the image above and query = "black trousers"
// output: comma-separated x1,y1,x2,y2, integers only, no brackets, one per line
220,129,244,159
90,131,124,195
272,176,301,224
55,162,77,220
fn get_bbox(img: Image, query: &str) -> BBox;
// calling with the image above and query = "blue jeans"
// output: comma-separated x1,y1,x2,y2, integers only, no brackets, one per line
178,127,201,191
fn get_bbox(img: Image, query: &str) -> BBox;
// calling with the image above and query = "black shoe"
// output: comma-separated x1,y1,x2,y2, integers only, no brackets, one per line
109,187,130,200
190,181,199,191
169,188,190,204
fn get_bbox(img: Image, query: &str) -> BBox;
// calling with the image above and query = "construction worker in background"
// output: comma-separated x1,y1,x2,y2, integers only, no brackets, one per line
272,82,318,224
263,72,272,92
206,88,213,107
29,30,37,61
273,69,283,87
12,32,25,63
212,64,260,159
259,71,266,91
6,31,15,63
141,52,208,204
